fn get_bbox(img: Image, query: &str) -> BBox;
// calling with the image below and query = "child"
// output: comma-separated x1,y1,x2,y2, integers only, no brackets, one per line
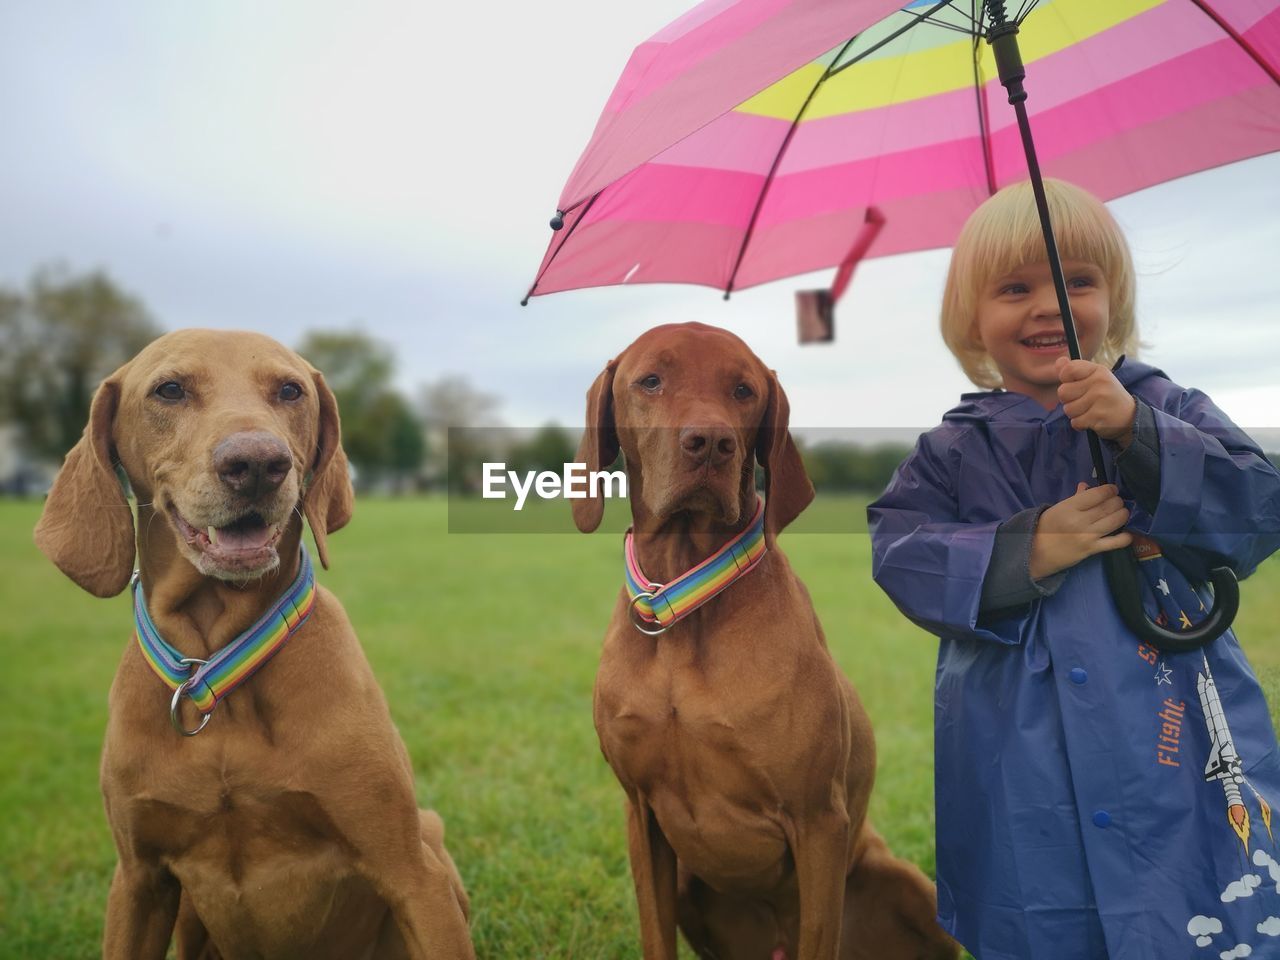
868,179,1280,960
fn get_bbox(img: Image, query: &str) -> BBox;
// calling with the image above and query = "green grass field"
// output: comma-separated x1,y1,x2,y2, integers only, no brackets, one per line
3,497,1279,958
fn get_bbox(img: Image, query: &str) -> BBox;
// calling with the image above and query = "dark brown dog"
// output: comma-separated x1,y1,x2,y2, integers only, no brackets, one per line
574,322,958,960
35,329,472,960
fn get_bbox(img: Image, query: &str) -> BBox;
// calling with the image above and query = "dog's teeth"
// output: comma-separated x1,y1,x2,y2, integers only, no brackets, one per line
208,526,218,544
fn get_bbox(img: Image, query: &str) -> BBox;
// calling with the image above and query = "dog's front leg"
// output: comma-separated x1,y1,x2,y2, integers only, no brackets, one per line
359,846,473,960
102,858,181,960
625,791,679,960
788,808,851,960
349,799,474,960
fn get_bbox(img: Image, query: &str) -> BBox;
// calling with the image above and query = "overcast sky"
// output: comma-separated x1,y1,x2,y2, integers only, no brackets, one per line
2,1,1277,438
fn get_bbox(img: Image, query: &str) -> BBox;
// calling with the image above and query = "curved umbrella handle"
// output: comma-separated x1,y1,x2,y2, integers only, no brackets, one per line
1102,549,1239,652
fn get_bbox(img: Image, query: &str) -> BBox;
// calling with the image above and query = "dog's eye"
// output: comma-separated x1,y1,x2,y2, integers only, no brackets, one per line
639,374,661,392
279,382,303,402
154,381,185,402
733,383,754,400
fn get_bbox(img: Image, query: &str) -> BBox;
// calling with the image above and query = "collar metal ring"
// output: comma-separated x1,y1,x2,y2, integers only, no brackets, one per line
629,591,671,636
170,657,213,737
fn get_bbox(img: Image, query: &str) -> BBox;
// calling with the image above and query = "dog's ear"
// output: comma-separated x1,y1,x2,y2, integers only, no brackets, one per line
755,370,813,539
302,370,354,569
34,376,136,597
572,361,619,533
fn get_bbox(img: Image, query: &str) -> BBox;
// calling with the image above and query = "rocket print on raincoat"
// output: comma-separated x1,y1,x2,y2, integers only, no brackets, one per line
1134,535,1280,957
1136,537,1274,855
1136,534,1275,854
1200,653,1274,852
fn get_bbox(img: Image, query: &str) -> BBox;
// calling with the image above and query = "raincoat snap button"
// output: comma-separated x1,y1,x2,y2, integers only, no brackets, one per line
1069,667,1088,685
1093,811,1111,828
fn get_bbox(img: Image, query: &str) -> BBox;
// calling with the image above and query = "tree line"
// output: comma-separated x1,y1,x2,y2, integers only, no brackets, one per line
0,266,912,496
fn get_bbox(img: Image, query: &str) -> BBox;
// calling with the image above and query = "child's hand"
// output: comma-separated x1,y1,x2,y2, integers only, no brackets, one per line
1029,482,1133,580
1056,358,1137,446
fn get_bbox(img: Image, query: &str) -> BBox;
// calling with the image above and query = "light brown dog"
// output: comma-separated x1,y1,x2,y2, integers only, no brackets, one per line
35,329,473,960
574,323,958,960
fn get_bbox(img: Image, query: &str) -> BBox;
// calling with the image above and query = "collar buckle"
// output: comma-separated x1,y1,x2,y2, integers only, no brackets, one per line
170,658,213,737
628,586,670,636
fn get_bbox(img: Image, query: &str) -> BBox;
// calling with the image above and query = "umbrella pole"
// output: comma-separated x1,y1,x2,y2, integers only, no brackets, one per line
983,5,1109,485
1013,110,1111,485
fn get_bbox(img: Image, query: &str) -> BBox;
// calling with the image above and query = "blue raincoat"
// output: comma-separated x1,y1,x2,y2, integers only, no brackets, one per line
868,359,1280,959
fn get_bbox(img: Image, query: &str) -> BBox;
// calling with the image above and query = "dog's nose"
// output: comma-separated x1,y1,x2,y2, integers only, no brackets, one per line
214,432,293,498
680,425,736,467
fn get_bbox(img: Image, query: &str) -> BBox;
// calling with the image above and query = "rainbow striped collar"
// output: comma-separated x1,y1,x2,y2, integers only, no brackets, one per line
132,546,317,735
624,499,767,635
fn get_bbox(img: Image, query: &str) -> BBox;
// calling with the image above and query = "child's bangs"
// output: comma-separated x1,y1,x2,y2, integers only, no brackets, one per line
970,186,1125,289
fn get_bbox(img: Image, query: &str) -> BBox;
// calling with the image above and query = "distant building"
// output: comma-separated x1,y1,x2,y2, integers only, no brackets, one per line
0,424,55,496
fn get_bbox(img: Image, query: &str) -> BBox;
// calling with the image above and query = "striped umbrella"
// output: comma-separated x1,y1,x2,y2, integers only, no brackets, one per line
525,0,1280,302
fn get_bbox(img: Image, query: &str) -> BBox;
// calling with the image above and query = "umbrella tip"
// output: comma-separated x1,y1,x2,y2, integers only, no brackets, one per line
520,295,530,306
550,210,565,231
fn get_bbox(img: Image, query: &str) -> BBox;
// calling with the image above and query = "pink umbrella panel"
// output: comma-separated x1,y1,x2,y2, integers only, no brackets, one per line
527,0,1280,301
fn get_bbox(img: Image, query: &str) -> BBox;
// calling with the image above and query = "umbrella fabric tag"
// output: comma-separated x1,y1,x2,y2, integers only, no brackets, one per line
795,206,885,344
796,289,834,343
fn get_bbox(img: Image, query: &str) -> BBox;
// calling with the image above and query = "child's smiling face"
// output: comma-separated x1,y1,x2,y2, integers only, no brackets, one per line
974,258,1111,408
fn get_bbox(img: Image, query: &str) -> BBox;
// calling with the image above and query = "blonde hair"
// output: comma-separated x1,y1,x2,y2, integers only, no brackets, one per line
940,179,1139,390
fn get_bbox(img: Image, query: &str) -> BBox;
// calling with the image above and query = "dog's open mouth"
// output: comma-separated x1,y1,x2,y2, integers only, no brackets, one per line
170,508,285,575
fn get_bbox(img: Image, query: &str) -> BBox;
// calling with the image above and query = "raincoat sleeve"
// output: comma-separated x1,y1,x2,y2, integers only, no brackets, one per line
981,506,1066,612
1140,386,1280,578
1114,397,1160,513
868,430,1031,645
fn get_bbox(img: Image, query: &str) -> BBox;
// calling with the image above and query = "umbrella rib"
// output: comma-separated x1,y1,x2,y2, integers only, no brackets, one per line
916,20,978,36
521,192,602,304
971,12,997,195
903,10,977,36
827,0,961,78
723,33,862,297
1188,0,1280,88
924,3,982,35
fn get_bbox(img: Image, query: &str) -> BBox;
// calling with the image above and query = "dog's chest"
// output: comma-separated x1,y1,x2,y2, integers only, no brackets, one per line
116,761,347,862
111,756,374,953
110,736,354,868
177,842,378,957
594,644,792,798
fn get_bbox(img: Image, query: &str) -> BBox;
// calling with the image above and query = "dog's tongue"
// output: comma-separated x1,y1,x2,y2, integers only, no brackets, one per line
215,522,275,552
